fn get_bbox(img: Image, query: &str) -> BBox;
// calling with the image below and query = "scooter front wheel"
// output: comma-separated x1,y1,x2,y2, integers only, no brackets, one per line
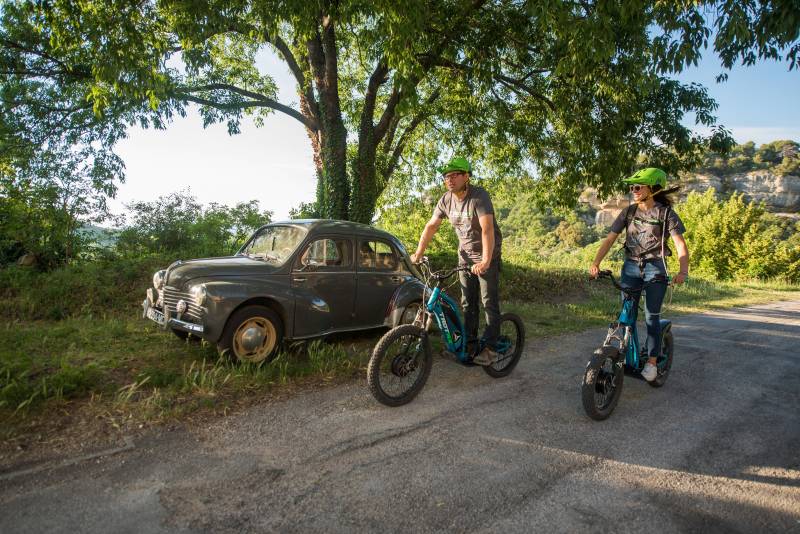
581,346,624,420
367,324,432,407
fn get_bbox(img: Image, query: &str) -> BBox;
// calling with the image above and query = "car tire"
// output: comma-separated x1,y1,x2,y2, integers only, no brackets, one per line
218,305,283,364
399,301,423,326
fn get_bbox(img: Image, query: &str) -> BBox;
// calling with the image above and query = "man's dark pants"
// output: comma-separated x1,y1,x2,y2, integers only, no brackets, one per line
458,257,501,348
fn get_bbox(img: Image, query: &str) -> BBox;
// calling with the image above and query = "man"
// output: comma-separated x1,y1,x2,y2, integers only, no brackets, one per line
409,156,503,365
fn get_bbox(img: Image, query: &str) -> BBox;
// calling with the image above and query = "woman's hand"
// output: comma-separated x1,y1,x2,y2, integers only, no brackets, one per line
589,263,600,278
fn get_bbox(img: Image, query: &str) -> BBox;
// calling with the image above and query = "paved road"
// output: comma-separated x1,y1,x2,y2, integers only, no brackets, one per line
2,300,799,533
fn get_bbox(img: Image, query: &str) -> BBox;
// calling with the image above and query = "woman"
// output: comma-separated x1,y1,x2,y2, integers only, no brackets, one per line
589,168,689,382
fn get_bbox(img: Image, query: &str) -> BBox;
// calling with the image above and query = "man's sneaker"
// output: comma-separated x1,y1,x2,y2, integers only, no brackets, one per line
473,346,498,366
641,362,658,382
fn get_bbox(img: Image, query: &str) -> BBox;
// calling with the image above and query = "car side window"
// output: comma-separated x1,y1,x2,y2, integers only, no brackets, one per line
359,240,399,271
296,238,352,271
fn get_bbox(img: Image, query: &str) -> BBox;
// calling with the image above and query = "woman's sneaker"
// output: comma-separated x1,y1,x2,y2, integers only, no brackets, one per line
641,362,658,381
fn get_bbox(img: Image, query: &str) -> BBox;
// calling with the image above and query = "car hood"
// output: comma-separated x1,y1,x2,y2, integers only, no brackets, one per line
166,256,281,287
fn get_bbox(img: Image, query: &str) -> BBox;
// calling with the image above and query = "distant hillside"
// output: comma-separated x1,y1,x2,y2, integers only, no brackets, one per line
78,225,118,247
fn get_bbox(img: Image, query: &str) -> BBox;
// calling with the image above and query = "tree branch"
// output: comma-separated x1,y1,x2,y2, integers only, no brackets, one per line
374,86,401,142
358,60,390,142
381,114,401,154
418,54,556,112
271,35,320,121
176,84,317,129
307,32,327,93
386,88,441,177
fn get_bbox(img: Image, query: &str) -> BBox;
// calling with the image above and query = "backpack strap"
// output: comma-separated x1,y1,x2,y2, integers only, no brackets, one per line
623,203,638,234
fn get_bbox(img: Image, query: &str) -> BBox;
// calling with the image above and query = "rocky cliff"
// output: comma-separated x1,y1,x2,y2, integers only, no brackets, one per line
581,171,800,227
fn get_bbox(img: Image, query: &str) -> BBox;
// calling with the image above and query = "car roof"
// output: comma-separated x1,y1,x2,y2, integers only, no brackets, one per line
266,219,402,244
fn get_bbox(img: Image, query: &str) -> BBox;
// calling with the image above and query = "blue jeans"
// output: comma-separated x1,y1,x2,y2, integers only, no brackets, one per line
620,259,668,359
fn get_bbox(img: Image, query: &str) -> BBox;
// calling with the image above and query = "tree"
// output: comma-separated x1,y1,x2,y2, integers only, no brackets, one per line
3,1,799,223
0,1,159,264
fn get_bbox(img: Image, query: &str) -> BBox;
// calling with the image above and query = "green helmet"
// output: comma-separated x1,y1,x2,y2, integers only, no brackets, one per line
437,156,472,175
623,167,667,189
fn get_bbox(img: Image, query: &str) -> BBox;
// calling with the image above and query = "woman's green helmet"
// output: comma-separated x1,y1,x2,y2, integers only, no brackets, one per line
623,168,667,189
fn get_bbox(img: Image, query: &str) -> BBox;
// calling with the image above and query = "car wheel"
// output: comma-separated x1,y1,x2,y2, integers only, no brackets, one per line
399,301,423,326
218,305,283,363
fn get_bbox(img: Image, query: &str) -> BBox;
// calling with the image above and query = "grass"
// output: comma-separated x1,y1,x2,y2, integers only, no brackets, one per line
0,314,374,443
1,258,798,447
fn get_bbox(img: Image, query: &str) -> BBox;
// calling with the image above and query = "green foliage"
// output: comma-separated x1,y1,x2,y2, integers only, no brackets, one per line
115,190,272,258
0,2,149,265
0,255,165,321
376,191,458,256
698,139,800,176
677,189,800,282
6,1,798,224
0,143,123,267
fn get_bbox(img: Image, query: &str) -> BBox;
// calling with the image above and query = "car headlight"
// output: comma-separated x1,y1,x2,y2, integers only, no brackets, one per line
153,269,166,289
189,284,207,306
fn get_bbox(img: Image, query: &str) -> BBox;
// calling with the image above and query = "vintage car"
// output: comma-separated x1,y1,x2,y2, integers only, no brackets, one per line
142,219,425,363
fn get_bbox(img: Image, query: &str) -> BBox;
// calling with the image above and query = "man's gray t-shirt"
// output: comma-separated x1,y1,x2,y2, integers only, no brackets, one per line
610,202,685,259
434,185,502,265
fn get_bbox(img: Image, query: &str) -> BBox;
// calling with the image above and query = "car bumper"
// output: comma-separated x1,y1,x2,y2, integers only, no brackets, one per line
142,299,205,334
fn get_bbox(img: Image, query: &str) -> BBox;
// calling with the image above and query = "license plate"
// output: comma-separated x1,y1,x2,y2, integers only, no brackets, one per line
146,306,165,325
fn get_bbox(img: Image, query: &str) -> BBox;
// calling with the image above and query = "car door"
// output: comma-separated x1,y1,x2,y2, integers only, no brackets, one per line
354,238,410,327
291,236,356,336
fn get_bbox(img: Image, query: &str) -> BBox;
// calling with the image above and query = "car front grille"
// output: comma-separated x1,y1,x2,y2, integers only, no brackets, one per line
162,286,204,321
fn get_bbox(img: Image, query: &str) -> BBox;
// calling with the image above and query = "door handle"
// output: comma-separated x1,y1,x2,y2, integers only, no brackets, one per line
391,276,403,283
293,277,307,282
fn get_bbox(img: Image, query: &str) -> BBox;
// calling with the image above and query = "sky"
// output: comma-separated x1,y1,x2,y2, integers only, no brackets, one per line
110,48,800,221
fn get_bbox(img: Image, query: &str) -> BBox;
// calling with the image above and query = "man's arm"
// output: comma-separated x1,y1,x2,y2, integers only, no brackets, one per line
472,214,495,275
410,215,443,263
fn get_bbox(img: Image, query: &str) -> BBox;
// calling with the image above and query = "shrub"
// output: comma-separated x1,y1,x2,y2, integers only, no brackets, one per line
115,191,272,258
677,189,799,282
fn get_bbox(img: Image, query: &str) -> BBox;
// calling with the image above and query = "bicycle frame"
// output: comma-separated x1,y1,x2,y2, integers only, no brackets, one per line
415,259,514,365
600,272,671,372
426,286,470,362
619,295,644,370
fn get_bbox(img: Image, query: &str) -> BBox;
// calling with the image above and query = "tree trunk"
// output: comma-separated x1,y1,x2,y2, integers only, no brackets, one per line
350,137,378,224
307,16,349,221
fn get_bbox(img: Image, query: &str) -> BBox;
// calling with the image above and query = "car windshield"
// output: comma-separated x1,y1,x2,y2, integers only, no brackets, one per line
239,225,307,265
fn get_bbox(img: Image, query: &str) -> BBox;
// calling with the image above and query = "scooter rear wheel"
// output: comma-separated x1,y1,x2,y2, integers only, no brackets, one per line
483,313,526,378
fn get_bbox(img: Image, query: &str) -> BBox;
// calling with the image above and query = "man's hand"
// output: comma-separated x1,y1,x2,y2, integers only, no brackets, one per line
471,260,490,275
410,252,422,264
589,263,600,278
672,272,687,285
